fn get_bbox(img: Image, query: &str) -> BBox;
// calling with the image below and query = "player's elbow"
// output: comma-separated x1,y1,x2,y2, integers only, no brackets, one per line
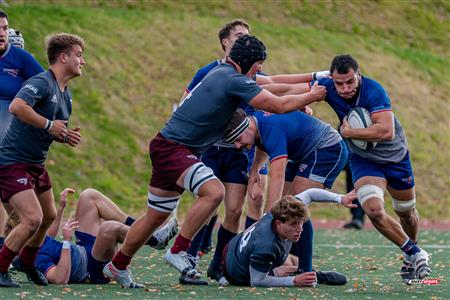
380,128,395,141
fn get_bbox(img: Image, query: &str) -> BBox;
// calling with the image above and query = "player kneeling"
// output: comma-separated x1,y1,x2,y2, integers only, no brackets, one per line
222,190,353,287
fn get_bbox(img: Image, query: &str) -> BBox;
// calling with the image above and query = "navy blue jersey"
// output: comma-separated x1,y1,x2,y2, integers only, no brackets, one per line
0,70,72,165
254,111,341,163
225,213,292,285
0,44,44,102
317,76,408,163
161,63,262,152
35,236,88,283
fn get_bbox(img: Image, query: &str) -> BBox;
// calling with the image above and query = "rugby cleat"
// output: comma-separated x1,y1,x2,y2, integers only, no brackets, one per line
0,272,20,288
151,217,178,250
315,270,347,285
103,262,144,288
400,253,415,284
207,264,229,286
179,269,208,285
410,249,431,279
12,258,48,286
165,249,207,285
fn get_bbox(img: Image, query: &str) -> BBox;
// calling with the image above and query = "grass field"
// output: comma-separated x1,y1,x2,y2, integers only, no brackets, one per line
3,228,449,299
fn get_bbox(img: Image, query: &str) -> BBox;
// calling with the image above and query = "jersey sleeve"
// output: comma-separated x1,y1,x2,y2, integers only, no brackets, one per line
20,52,45,80
34,252,56,277
15,76,50,107
365,82,392,114
226,74,263,105
260,124,288,162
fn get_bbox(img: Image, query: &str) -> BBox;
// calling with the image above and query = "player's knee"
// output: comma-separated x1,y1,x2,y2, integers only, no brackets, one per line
23,214,43,234
183,162,218,195
392,197,416,213
98,221,124,238
357,184,384,207
78,188,101,204
365,206,385,222
225,206,243,223
42,207,57,226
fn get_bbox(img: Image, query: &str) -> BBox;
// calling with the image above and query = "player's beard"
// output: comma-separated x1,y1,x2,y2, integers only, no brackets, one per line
343,80,361,102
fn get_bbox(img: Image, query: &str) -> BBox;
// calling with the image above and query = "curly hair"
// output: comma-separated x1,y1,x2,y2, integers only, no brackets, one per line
271,195,309,223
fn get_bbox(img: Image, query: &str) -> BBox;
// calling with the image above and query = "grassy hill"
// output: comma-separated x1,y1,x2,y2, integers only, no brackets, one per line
3,1,449,219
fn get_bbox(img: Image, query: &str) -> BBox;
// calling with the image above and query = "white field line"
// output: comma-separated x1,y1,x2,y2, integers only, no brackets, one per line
317,244,450,249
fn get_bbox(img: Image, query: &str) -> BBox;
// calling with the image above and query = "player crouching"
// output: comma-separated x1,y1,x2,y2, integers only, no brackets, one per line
222,193,351,287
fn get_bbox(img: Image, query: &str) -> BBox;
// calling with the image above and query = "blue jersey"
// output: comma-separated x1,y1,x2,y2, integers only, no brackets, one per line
317,76,408,163
0,70,72,165
0,44,44,141
254,111,341,163
35,236,88,283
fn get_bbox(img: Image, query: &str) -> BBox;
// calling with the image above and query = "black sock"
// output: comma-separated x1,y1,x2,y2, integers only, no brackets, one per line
245,216,257,229
124,216,135,226
211,225,236,269
0,237,4,248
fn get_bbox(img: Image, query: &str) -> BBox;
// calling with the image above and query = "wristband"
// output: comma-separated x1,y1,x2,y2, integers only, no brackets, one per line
44,119,54,131
62,240,71,249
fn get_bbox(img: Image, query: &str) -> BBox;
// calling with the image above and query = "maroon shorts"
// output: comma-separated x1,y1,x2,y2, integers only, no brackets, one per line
149,133,201,193
0,163,52,203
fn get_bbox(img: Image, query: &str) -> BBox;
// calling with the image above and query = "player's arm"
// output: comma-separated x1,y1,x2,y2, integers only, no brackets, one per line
265,157,288,211
45,217,79,284
248,148,269,201
9,98,69,140
261,83,310,96
340,110,395,142
47,188,75,238
248,81,326,114
250,266,317,287
256,70,329,85
294,188,357,208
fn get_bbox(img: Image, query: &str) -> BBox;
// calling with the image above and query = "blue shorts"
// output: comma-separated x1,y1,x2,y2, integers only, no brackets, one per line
75,231,109,284
291,140,348,189
285,160,299,183
349,151,415,190
202,146,248,184
244,146,268,175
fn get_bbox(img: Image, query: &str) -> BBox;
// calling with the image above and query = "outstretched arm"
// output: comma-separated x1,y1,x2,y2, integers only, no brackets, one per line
294,189,357,208
47,188,75,238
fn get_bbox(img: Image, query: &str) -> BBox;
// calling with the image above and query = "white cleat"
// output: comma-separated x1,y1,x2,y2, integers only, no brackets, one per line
164,250,201,278
410,249,432,279
103,262,144,288
152,217,178,250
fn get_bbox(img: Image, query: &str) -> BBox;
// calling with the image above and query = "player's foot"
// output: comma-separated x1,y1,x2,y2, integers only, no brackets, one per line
410,249,431,279
103,262,144,288
400,253,415,284
165,249,207,285
0,272,20,288
343,219,363,230
179,270,208,285
12,258,48,286
315,270,347,285
207,264,229,286
151,217,178,250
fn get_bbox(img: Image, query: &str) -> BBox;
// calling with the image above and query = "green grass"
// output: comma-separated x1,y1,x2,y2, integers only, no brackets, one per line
2,229,449,299
1,1,449,218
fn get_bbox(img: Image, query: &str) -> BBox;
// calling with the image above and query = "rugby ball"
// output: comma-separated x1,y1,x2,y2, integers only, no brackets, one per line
347,107,377,150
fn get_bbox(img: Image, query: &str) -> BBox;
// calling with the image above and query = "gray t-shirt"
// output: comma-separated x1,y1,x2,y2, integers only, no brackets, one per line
161,63,262,152
0,70,72,165
225,213,292,285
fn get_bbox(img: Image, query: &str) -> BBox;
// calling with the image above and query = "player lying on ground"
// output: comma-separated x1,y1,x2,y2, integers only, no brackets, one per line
12,188,177,286
222,189,356,287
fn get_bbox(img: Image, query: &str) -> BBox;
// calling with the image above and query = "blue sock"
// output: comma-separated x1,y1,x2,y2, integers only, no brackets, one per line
401,239,420,256
0,237,4,248
187,226,207,259
211,225,236,269
245,216,257,229
124,216,135,226
296,219,314,272
200,215,217,250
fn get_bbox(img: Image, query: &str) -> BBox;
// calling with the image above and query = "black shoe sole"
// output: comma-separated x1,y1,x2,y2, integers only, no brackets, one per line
179,274,208,285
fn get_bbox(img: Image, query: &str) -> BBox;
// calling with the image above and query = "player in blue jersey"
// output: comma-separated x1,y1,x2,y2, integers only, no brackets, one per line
223,190,354,287
104,35,327,287
11,188,177,285
315,54,431,282
0,33,84,288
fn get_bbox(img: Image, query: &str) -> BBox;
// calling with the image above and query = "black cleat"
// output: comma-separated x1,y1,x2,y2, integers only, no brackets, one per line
207,264,229,286
12,258,48,286
0,272,21,288
315,270,347,285
343,219,363,230
179,268,208,285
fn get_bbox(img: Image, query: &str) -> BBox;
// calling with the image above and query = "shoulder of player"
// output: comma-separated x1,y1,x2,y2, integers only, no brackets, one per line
361,76,387,94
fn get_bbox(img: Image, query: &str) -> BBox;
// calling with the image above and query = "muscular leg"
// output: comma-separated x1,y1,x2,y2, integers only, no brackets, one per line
75,188,128,237
25,189,56,248
387,186,418,242
0,203,6,246
92,221,128,261
222,183,247,232
356,177,408,246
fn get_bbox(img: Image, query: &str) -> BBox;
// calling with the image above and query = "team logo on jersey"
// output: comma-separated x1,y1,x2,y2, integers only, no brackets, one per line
51,94,57,103
245,79,256,84
298,164,308,172
401,176,413,185
263,111,273,117
16,178,28,185
3,68,19,77
24,84,38,94
186,155,197,160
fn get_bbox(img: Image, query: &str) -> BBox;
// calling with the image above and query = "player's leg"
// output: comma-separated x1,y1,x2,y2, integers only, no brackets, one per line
92,221,128,261
0,203,6,248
